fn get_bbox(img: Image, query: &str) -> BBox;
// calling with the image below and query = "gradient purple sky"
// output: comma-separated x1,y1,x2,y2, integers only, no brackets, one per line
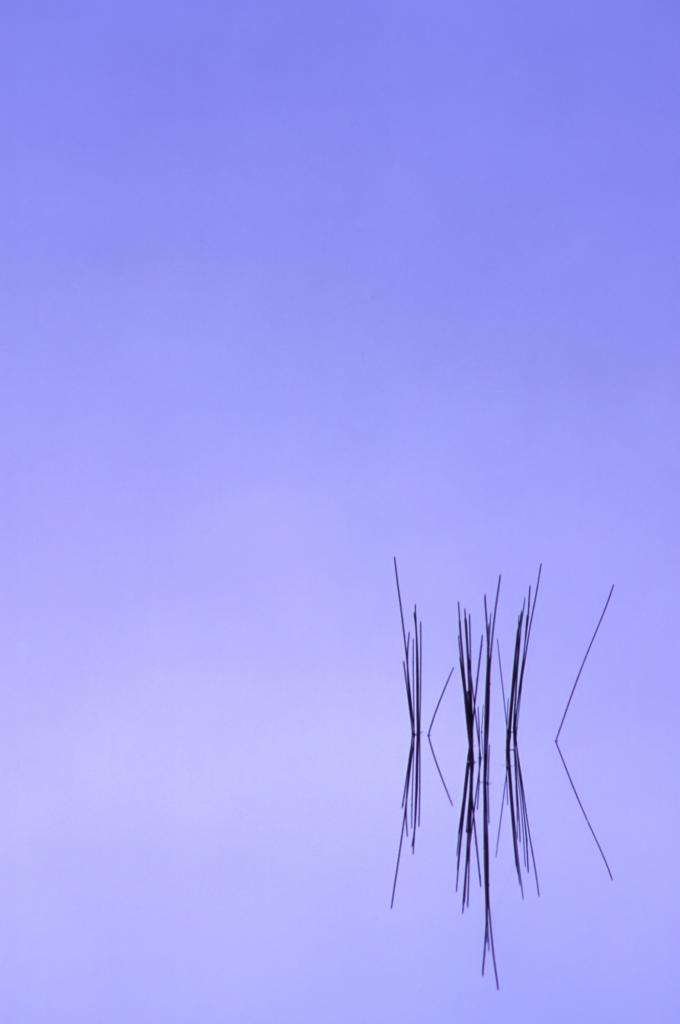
4,3,680,1021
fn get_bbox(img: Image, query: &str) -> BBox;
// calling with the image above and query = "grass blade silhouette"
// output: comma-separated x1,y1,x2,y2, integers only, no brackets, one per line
481,578,501,990
555,584,614,880
428,667,455,806
391,559,427,904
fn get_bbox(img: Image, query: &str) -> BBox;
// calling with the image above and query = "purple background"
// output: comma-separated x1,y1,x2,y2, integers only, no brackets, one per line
4,3,680,1020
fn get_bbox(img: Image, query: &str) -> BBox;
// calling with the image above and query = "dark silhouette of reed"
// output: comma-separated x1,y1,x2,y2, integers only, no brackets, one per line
427,666,454,807
432,578,504,988
390,558,425,908
480,578,501,990
454,604,482,911
388,561,616,987
555,585,614,880
495,567,541,898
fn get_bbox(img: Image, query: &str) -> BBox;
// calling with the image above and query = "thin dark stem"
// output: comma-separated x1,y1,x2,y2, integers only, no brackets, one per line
497,639,507,728
555,585,614,744
392,561,423,906
555,740,613,880
428,667,455,805
390,806,409,909
515,749,540,895
553,583,614,880
481,577,501,989
495,773,508,856
401,740,414,810
393,557,408,659
428,667,453,737
428,735,453,806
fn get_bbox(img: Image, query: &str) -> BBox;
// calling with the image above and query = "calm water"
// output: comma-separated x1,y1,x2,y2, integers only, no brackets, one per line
5,3,680,1020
